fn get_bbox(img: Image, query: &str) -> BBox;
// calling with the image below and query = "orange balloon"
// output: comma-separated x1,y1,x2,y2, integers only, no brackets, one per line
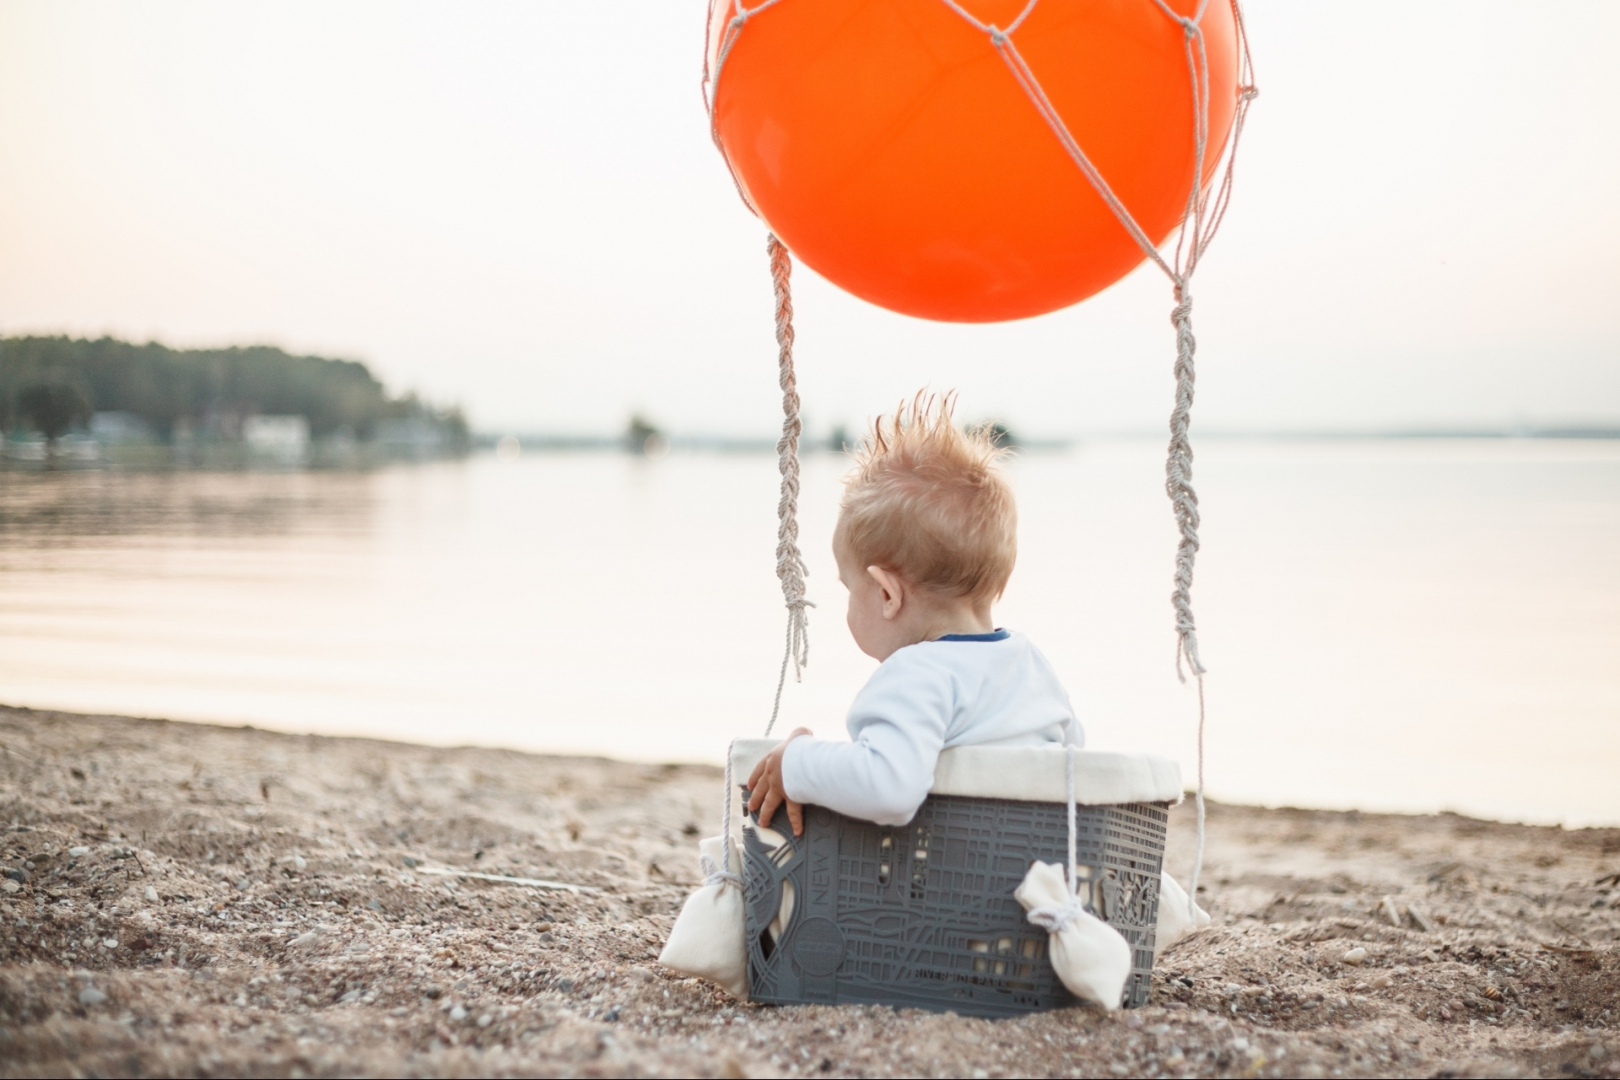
707,0,1241,323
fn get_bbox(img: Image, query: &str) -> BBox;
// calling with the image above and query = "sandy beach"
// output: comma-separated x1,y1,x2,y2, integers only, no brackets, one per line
0,704,1615,1078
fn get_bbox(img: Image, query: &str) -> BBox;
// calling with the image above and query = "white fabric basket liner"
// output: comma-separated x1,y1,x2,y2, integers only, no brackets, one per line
728,739,1182,807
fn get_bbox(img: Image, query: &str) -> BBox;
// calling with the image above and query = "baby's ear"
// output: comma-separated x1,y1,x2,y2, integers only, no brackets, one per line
867,565,905,613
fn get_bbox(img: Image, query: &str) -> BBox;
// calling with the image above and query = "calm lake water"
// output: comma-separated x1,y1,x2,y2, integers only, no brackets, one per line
1,438,1616,827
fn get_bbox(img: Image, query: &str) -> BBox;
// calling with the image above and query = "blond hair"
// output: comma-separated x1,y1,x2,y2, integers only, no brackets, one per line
838,393,1016,601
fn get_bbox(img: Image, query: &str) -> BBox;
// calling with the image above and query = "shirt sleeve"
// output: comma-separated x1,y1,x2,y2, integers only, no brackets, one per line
1029,638,1083,748
779,648,954,826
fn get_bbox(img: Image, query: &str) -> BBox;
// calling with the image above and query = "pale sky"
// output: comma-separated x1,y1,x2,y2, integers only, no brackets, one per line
1,1,1616,438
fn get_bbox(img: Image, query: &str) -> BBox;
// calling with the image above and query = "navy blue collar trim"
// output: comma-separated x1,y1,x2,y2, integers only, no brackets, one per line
937,628,1011,642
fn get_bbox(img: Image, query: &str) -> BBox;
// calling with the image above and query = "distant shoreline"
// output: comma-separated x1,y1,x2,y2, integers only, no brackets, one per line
5,428,1618,473
470,429,1620,451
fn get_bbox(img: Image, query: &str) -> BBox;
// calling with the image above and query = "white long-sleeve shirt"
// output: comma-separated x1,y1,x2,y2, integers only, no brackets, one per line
780,629,1080,826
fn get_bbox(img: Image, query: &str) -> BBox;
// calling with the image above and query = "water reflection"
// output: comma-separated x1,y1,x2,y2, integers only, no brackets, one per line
0,441,1615,827
0,470,375,542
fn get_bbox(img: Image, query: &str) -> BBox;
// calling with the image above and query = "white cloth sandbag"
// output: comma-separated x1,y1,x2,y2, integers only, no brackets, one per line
1154,872,1211,960
1015,860,1133,1011
657,835,748,1001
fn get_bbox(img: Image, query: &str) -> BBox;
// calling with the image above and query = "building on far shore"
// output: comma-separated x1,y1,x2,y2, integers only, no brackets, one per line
1,335,470,468
243,415,311,464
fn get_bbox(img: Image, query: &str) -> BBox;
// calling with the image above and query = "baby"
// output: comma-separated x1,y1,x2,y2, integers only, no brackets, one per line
748,394,1080,835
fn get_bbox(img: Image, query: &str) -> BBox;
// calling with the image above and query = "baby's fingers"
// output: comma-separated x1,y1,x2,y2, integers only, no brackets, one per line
756,786,783,830
786,798,805,838
746,755,770,795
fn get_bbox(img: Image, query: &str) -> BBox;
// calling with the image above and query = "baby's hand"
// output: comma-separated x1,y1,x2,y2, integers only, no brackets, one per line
746,727,812,837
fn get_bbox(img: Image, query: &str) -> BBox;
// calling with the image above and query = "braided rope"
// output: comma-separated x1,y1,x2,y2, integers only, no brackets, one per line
764,233,812,738
1167,286,1204,680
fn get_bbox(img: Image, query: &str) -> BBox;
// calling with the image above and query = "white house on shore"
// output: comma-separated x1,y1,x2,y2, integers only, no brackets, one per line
243,415,310,463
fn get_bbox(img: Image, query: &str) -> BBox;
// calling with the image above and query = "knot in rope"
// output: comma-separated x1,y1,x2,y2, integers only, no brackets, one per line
1026,896,1084,934
1170,287,1193,331
988,25,1008,46
699,853,743,890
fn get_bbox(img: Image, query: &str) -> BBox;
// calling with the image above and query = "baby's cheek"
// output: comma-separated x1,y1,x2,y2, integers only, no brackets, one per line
847,599,869,639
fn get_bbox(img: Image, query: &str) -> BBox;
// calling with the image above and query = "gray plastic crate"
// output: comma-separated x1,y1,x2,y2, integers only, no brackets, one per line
741,793,1167,1016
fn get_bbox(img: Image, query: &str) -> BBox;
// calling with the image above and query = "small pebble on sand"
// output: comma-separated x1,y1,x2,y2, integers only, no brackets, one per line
1379,896,1402,926
1342,947,1368,965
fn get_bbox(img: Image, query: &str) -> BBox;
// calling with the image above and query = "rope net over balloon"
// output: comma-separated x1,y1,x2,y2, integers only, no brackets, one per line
706,0,1257,921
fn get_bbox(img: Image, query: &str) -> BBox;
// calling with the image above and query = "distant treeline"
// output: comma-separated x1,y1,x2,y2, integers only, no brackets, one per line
0,336,466,443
